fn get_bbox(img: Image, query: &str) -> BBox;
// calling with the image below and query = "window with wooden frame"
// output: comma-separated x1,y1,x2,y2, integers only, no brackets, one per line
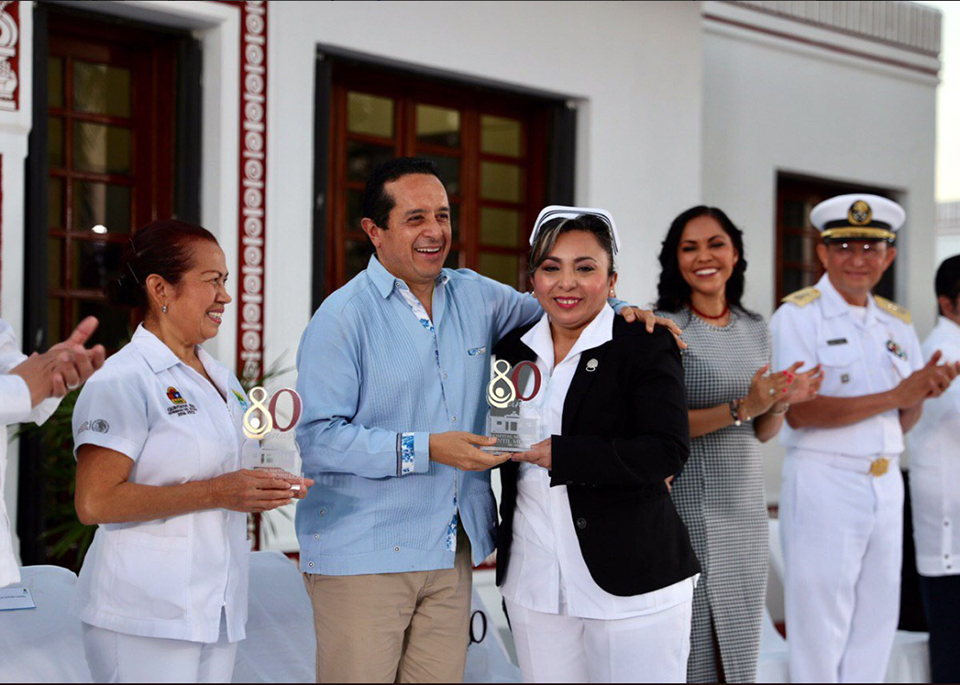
46,14,179,352
325,63,553,296
776,174,895,303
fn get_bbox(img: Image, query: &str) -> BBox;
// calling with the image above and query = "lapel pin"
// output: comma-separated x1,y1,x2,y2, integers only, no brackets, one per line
586,358,599,372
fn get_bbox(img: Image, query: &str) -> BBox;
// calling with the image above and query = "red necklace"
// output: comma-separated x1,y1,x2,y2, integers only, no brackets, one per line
690,302,730,320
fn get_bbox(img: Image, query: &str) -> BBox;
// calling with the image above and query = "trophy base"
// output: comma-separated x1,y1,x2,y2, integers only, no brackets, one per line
252,466,303,491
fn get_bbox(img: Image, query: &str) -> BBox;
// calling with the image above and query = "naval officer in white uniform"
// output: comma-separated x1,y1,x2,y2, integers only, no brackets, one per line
1,316,104,587
770,194,960,683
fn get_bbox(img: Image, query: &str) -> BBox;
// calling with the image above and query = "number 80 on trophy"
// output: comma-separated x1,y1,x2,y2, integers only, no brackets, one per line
484,358,543,452
241,387,305,490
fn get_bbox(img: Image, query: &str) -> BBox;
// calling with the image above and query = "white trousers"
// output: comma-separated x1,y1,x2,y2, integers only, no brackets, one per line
780,453,903,683
82,611,237,683
504,596,692,683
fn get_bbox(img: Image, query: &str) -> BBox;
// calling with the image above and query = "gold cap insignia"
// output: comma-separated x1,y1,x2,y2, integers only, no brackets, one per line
848,200,872,226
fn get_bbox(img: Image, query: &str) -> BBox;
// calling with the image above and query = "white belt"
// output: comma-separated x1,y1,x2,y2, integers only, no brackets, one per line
788,449,899,477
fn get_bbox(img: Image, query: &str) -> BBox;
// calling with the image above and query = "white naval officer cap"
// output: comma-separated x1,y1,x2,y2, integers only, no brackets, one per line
810,194,905,244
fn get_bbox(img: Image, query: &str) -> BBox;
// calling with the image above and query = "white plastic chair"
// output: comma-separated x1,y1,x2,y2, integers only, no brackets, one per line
0,565,92,683
233,550,316,683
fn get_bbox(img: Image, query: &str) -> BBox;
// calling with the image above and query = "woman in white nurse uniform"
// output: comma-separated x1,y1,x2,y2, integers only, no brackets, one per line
72,220,308,683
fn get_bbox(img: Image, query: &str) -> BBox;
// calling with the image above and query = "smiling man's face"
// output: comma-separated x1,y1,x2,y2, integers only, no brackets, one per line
817,239,896,304
362,173,452,289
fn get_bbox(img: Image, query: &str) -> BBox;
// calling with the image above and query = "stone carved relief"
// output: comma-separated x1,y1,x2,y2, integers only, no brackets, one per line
0,1,20,112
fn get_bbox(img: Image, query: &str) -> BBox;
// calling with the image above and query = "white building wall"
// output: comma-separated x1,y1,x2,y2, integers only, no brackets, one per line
701,2,940,502
938,236,960,264
265,0,705,382
936,201,960,265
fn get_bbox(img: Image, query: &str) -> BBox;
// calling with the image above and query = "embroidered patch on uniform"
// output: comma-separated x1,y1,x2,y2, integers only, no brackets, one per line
827,338,848,346
91,419,109,434
886,340,907,361
467,347,487,357
167,387,187,405
231,389,249,410
841,374,851,383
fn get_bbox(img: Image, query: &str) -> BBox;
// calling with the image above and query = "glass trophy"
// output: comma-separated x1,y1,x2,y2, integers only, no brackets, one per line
483,359,543,452
241,387,304,490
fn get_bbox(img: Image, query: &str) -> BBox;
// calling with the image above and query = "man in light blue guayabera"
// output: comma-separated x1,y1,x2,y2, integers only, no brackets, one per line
295,157,671,683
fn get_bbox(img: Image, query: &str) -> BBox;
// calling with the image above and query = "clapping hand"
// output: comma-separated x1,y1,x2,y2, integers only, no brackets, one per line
894,350,960,408
779,362,824,405
11,316,106,405
740,365,791,419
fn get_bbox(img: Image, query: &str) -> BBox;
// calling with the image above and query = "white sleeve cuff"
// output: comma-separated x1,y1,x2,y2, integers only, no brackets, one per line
0,374,33,425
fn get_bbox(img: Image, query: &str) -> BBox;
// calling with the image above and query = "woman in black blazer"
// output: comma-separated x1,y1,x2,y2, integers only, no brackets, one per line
495,207,700,684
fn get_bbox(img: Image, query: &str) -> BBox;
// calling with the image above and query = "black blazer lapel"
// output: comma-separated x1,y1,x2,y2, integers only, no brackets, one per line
561,342,611,435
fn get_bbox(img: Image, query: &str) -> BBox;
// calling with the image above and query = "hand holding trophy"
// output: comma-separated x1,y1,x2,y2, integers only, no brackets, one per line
484,358,544,452
242,387,306,491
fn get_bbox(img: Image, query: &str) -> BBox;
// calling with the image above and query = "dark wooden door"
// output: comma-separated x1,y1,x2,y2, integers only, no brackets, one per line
45,13,178,352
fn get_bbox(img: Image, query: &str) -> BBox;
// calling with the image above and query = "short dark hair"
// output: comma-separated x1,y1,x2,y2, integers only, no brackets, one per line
527,214,616,279
655,205,756,316
935,255,960,315
105,220,219,313
361,157,444,230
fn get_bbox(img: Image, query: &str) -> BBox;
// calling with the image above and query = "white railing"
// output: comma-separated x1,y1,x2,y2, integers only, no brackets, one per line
725,1,942,56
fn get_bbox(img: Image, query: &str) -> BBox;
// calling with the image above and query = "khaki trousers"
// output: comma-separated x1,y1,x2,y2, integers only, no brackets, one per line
303,533,472,683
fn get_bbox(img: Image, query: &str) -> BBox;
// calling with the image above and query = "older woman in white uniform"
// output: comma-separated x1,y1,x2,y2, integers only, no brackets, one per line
72,220,309,683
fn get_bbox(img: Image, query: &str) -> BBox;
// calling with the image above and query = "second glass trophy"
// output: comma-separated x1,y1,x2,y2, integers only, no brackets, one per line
241,387,304,490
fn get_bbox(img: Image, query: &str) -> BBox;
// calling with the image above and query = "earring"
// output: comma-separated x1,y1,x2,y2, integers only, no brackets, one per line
162,304,168,314
609,290,615,296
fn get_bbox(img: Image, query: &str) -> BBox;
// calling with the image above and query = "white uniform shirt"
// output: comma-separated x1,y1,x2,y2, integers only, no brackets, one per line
770,273,923,459
499,305,695,619
905,316,960,576
0,319,59,587
72,325,251,643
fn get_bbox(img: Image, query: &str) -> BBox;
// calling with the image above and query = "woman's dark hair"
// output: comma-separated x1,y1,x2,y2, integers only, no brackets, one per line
656,205,756,316
527,214,617,279
105,220,219,311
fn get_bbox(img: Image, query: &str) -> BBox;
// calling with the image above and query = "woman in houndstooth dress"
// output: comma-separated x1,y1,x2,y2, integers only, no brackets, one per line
656,207,822,683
